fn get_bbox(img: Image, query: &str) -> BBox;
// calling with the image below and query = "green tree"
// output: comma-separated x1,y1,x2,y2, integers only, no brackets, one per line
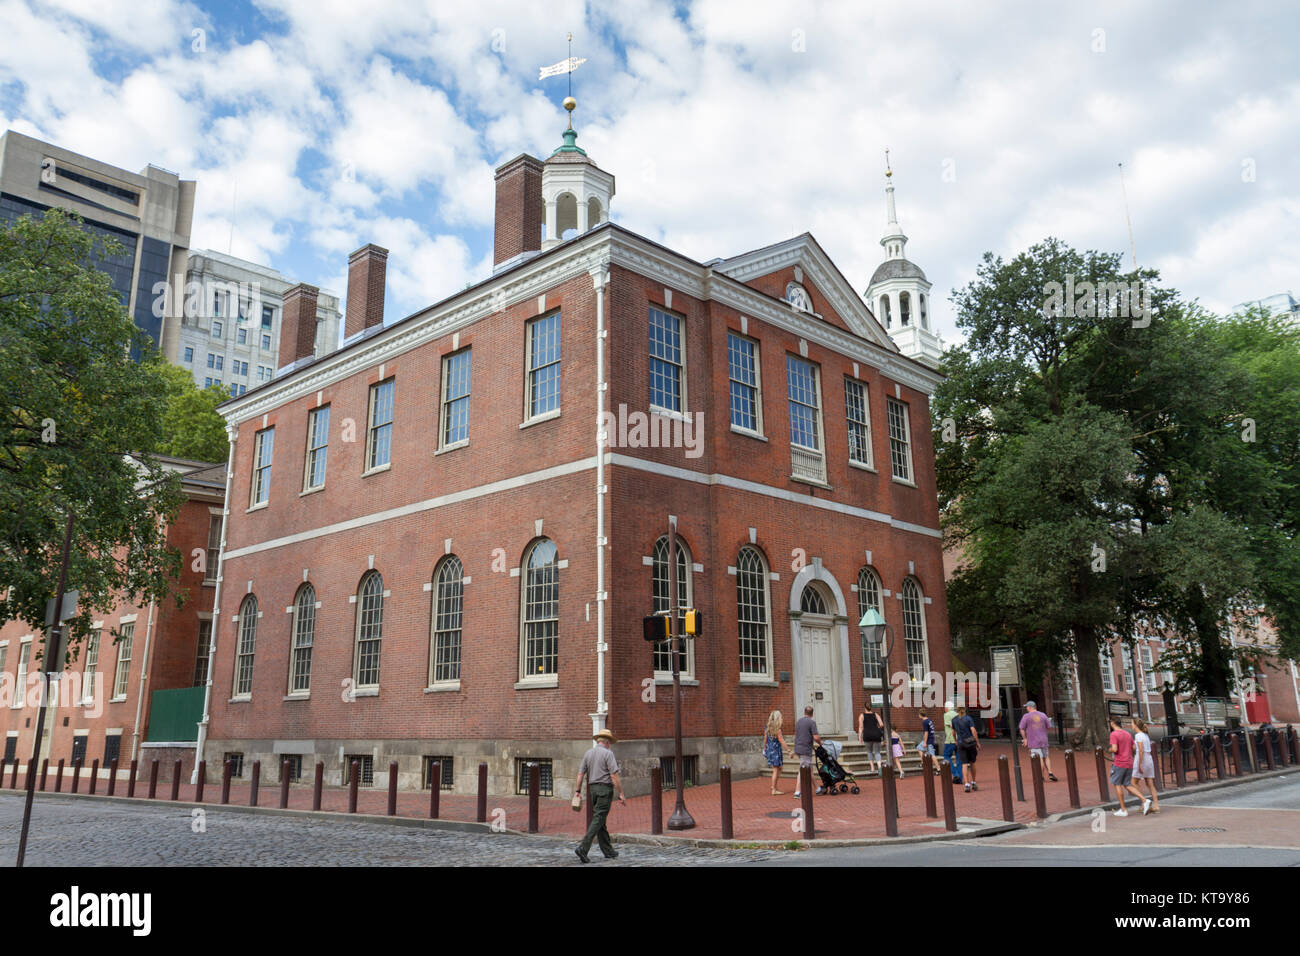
0,210,185,665
157,362,230,463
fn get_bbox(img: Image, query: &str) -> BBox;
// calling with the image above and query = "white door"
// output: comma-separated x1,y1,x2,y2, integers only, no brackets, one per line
801,623,837,734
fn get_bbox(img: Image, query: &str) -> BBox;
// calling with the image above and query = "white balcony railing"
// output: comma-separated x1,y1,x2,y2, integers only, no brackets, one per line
791,445,826,484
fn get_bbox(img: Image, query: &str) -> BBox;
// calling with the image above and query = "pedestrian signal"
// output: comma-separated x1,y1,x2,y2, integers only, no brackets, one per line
684,608,702,638
643,615,670,642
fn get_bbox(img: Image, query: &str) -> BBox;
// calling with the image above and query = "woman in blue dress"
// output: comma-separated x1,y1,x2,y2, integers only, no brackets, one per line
764,710,793,795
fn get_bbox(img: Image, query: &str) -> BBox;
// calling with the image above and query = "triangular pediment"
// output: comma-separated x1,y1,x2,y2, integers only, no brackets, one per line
714,233,899,353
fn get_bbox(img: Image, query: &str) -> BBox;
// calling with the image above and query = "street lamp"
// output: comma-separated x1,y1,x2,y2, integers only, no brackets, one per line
859,607,895,777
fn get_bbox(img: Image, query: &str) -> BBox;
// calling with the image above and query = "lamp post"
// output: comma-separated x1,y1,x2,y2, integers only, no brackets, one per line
859,608,896,787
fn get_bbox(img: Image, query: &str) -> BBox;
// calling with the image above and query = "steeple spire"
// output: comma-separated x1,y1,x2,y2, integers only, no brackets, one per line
881,148,907,260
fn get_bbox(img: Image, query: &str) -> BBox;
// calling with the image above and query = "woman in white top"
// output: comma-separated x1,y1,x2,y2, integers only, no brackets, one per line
1130,716,1160,814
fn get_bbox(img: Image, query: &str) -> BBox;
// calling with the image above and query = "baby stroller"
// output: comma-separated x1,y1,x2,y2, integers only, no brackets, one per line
814,740,860,795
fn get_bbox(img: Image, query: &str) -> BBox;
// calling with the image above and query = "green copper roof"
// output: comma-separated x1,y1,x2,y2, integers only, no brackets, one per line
551,128,586,156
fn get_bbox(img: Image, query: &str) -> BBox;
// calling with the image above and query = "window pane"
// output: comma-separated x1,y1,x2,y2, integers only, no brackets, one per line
727,333,757,431
523,540,559,675
433,557,464,682
291,586,315,692
368,380,394,469
887,398,911,481
235,596,258,695
901,580,927,682
737,547,769,675
356,574,384,687
443,351,471,445
857,569,883,682
786,356,820,450
651,537,690,674
528,313,562,417
649,306,682,412
845,379,871,465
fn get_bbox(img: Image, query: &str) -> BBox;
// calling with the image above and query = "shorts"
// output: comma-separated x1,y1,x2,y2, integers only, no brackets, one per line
1110,765,1133,787
959,743,978,764
1133,757,1155,780
918,743,937,757
1029,747,1049,760
799,753,813,769
863,743,882,761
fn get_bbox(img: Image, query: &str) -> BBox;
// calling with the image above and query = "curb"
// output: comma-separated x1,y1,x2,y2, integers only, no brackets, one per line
1038,766,1294,826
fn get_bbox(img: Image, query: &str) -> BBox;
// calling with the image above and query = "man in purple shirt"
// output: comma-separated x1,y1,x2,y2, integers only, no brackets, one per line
1018,701,1057,782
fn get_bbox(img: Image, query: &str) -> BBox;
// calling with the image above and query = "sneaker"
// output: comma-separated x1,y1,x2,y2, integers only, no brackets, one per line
604,849,619,859
1048,773,1058,782
964,784,971,792
1142,799,1152,816
1113,809,1128,817
971,782,979,791
899,771,905,779
575,847,591,863
793,791,801,798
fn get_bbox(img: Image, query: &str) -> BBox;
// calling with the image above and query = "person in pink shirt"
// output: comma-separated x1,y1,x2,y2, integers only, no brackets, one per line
1107,716,1148,817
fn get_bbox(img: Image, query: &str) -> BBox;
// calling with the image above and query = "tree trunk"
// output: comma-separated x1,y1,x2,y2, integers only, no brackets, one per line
1071,624,1109,749
1190,588,1232,700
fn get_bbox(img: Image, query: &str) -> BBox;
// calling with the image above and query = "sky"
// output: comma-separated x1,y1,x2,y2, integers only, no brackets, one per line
1,0,1296,348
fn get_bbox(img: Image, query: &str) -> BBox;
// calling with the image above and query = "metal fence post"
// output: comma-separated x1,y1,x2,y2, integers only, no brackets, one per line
147,759,159,799
107,758,118,797
220,759,232,804
55,758,65,792
1094,747,1109,802
881,765,899,838
127,758,138,797
195,761,206,803
71,757,81,793
170,759,182,800
800,765,816,840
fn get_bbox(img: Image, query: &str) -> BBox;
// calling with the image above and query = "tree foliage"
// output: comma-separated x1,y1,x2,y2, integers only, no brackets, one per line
157,362,230,463
0,210,186,665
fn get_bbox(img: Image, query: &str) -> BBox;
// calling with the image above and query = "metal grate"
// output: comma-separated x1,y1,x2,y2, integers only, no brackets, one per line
281,754,303,781
516,758,553,796
3,737,15,762
423,756,454,790
224,752,244,778
345,755,374,787
71,735,88,764
103,734,121,767
1178,826,1226,833
660,755,699,789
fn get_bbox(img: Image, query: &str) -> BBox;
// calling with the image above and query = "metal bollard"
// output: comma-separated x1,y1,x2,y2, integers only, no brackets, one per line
171,759,182,801
8,757,17,789
922,753,937,818
720,765,734,839
347,761,359,813
1152,748,1164,792
1229,733,1243,776
107,758,118,796
1094,748,1108,802
881,765,899,837
799,765,816,840
250,760,261,806
649,766,663,835
89,758,99,795
1064,750,1081,808
195,761,205,803
1213,735,1226,778
429,761,440,819
1194,739,1207,782
71,758,81,793
55,758,65,792
388,760,399,816
280,759,291,809
313,762,323,811
527,762,540,833
127,758,138,797
997,756,1014,822
476,762,488,822
1171,740,1186,788
220,759,232,804
1263,732,1276,771
40,758,49,792
1030,754,1047,819
148,759,159,799
939,760,957,832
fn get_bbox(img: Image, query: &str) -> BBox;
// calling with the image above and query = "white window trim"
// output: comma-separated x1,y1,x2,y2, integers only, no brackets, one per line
886,396,915,484
365,378,395,473
726,331,763,437
844,376,874,470
736,547,775,682
524,311,562,424
648,304,688,416
303,405,330,493
651,537,696,682
899,579,931,685
518,540,560,682
438,349,472,451
249,427,274,509
353,573,384,691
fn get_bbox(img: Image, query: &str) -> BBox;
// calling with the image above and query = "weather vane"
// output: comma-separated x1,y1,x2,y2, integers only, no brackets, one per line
538,32,587,128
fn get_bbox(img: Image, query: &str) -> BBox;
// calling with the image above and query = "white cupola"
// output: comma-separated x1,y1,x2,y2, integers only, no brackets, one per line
541,97,615,249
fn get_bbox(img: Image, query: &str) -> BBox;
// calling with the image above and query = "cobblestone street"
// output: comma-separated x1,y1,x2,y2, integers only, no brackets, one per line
0,793,785,867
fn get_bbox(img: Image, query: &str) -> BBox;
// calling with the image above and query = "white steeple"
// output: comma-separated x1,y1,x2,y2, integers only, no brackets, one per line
865,151,943,368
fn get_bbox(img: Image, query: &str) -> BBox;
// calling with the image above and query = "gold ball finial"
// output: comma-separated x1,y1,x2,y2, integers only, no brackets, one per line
563,96,577,112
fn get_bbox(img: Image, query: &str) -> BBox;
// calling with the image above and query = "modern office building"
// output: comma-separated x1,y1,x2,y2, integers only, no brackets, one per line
0,129,195,354
177,250,342,395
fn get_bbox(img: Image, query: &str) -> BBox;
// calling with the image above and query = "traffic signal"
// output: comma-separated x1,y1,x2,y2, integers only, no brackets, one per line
642,615,670,642
683,608,702,638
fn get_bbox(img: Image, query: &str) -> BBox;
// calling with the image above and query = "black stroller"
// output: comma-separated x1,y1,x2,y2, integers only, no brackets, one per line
814,740,860,794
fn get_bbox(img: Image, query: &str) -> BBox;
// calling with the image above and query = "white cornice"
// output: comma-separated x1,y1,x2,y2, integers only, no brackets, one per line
220,226,941,429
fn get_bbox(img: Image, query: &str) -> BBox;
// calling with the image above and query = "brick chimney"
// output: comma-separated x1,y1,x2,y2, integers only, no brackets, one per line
279,283,319,369
494,154,543,267
345,243,388,340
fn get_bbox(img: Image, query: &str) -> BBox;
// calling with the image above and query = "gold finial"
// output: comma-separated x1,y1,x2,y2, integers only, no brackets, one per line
885,147,892,178
563,95,577,129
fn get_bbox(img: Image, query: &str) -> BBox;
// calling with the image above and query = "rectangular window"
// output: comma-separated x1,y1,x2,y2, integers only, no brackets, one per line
844,378,872,467
727,332,760,432
213,290,223,317
262,304,274,329
207,353,216,368
183,347,194,363
112,622,134,699
787,356,825,483
71,735,88,765
440,350,471,448
1122,646,1136,693
82,630,101,704
886,397,913,482
212,321,223,339
305,405,330,490
204,378,212,388
1099,648,1115,693
214,356,223,371
281,754,304,781
193,619,212,687
515,758,553,796
250,427,274,506
224,752,245,778
648,306,684,412
423,756,454,791
366,380,394,471
261,333,272,351
1141,645,1157,690
14,642,30,707
103,734,121,768
237,328,247,345
659,754,699,790
526,313,562,419
345,755,374,787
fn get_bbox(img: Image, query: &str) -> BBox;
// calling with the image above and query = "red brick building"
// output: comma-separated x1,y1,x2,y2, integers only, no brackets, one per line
0,456,226,781
200,120,950,797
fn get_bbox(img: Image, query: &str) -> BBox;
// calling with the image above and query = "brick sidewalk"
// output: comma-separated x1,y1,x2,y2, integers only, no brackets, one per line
5,740,1258,842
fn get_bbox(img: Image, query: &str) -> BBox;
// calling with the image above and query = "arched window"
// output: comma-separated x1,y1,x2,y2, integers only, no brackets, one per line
289,584,315,694
521,539,559,677
737,546,771,677
900,291,911,326
234,594,258,697
879,296,891,328
799,583,828,615
857,568,884,684
901,577,929,683
556,193,578,239
431,556,464,684
587,196,603,227
651,536,692,677
919,293,928,329
354,571,384,689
